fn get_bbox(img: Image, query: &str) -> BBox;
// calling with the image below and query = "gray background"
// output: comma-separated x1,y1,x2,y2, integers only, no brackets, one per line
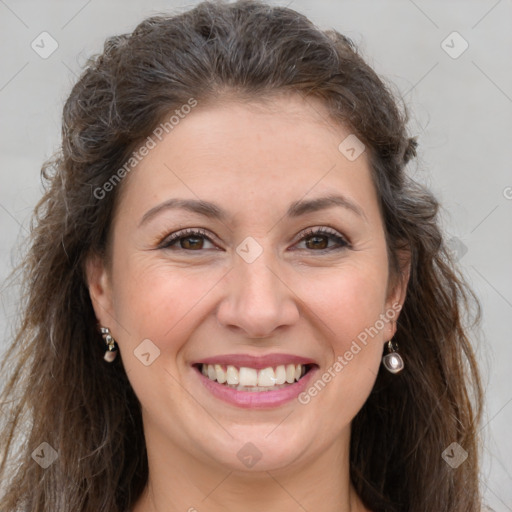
1,0,511,509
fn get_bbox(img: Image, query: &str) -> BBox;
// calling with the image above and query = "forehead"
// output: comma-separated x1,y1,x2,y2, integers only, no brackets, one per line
114,94,379,226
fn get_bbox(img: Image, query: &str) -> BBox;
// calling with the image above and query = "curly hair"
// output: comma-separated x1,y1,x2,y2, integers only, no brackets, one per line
0,1,483,511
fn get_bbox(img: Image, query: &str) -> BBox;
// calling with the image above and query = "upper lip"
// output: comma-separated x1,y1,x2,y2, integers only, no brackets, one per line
193,353,318,370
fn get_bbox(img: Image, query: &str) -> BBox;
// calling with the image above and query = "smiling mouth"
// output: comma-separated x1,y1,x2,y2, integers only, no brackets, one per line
195,363,315,392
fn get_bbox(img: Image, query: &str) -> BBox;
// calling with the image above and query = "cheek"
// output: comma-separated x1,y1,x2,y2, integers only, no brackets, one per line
110,257,211,406
302,258,390,344
110,253,226,347
301,259,389,397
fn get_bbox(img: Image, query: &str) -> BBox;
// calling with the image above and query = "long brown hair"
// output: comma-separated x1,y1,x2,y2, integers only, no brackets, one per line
0,1,484,510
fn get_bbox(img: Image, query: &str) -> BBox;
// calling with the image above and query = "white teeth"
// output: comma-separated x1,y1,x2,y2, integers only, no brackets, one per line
275,365,286,385
226,365,239,385
239,367,258,386
257,367,276,387
201,363,308,390
285,364,296,384
214,364,227,384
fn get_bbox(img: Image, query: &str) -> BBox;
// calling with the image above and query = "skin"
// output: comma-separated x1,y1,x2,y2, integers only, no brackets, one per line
87,93,409,512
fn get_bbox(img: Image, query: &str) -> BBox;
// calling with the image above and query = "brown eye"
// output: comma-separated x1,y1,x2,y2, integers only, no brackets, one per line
160,228,216,251
295,228,350,252
180,236,204,250
304,234,329,250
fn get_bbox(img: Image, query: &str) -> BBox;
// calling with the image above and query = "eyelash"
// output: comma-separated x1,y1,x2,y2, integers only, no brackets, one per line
159,227,350,253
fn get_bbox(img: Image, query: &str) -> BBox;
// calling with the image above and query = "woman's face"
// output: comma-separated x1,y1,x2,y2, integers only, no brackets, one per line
88,94,408,474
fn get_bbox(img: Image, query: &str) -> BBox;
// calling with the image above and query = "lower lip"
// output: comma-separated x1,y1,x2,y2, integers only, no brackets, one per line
194,366,318,409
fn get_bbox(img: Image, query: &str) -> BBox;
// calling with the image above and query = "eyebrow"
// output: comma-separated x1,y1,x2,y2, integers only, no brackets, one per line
139,194,366,227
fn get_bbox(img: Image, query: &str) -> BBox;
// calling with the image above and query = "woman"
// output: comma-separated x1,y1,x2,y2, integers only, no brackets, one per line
0,1,485,511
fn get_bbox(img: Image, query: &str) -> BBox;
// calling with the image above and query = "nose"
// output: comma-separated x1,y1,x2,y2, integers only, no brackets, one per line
215,248,300,339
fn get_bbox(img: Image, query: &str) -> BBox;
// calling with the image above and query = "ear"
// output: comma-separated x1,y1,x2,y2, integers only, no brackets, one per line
384,247,411,340
85,253,115,328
